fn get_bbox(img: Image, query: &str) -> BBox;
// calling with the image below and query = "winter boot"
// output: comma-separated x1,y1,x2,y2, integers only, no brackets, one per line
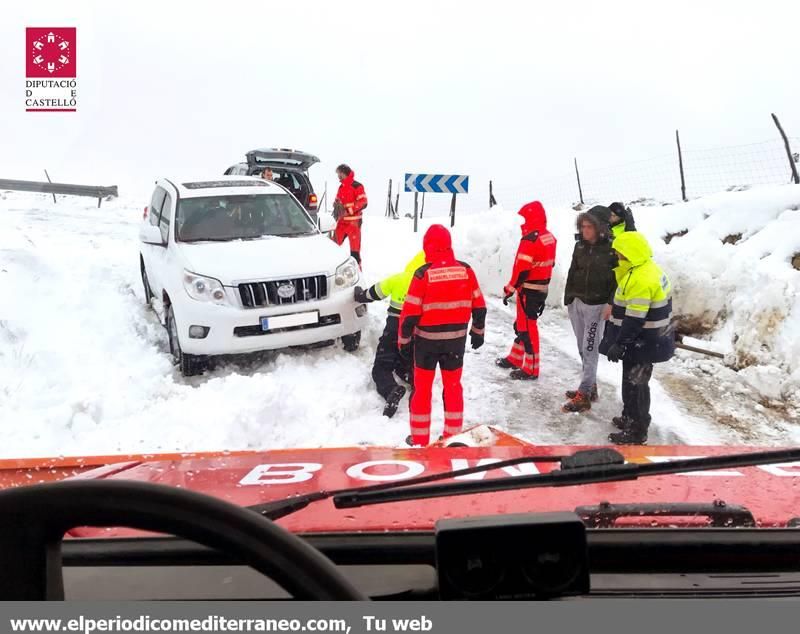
562,391,591,413
612,415,634,430
495,357,515,369
510,369,538,381
608,428,648,445
405,435,427,447
566,384,598,402
383,386,406,418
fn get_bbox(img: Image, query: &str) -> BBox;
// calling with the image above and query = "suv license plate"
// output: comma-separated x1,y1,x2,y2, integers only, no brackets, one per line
261,311,319,331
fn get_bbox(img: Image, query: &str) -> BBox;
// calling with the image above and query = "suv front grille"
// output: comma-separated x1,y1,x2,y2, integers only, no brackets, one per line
238,275,327,308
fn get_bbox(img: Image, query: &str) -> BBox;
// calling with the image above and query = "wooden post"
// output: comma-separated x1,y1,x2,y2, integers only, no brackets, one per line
489,180,497,208
574,158,584,205
676,130,688,201
413,192,419,233
772,113,800,185
385,179,393,218
420,192,426,218
43,170,57,204
449,193,457,227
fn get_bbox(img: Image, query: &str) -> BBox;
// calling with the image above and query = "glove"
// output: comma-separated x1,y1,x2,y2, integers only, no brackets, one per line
399,342,412,362
536,302,546,317
606,343,626,363
353,286,368,304
470,333,484,350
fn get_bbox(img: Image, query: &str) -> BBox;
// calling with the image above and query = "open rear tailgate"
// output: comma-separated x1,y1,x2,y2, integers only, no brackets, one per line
245,148,320,171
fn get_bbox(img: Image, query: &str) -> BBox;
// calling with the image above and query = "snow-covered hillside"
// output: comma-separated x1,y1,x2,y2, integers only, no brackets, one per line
0,186,798,459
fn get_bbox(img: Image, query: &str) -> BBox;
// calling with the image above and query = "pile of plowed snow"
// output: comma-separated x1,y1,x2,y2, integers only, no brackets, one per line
390,185,800,404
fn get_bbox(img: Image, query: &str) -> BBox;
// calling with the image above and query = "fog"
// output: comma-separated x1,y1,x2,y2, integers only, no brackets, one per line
2,0,799,213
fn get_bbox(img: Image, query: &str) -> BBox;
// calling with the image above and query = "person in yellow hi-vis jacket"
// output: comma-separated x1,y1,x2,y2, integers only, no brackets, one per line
354,251,426,418
599,232,675,445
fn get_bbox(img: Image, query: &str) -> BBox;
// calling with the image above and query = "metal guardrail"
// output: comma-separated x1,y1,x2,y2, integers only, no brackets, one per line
0,179,118,207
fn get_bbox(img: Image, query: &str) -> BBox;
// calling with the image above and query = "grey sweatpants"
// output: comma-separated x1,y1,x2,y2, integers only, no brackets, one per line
567,298,606,396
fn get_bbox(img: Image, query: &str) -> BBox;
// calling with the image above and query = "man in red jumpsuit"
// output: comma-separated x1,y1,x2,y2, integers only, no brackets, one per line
496,201,557,380
332,164,368,267
399,224,487,447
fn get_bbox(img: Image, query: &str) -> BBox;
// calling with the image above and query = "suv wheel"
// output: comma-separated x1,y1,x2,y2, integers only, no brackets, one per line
141,261,153,306
342,332,361,353
166,304,206,377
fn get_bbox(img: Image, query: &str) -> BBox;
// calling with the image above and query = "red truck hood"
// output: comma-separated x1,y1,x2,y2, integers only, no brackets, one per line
3,427,799,536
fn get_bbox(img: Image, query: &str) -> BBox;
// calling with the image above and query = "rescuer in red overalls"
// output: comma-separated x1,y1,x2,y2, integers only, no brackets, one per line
399,225,487,447
497,201,557,380
332,164,368,267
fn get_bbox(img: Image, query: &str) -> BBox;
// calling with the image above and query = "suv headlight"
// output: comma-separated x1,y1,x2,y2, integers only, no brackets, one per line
183,271,228,305
334,258,359,289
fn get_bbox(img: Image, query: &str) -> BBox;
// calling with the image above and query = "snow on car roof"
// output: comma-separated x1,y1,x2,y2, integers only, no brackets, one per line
182,180,268,190
170,176,283,198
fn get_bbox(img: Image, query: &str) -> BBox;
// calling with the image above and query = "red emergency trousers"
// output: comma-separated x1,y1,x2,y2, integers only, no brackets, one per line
505,230,557,376
333,173,367,263
399,261,486,446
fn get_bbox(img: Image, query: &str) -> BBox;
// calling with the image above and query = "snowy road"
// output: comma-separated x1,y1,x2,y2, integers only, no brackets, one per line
1,193,799,459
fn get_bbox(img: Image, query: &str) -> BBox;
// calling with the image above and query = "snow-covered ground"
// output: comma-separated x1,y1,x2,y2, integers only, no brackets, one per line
1,186,799,459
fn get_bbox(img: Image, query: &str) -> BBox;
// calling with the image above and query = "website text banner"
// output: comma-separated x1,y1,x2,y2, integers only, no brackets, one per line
0,602,796,634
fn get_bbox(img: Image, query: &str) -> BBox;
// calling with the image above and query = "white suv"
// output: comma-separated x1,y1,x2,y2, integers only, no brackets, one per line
138,176,366,376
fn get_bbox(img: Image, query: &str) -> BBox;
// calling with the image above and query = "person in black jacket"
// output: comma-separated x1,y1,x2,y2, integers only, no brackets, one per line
608,202,637,237
562,205,618,413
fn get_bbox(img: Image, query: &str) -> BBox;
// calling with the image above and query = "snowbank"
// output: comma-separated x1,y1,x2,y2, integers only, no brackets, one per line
630,187,800,402
413,186,800,402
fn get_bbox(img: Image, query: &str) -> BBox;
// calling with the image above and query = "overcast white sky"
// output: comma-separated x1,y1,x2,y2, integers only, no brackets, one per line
2,0,799,213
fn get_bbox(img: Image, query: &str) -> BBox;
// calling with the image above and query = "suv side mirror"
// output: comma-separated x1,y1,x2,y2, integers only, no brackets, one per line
317,213,336,234
140,224,166,246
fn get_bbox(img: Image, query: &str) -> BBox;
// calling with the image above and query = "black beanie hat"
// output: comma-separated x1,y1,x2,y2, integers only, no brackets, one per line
608,202,626,216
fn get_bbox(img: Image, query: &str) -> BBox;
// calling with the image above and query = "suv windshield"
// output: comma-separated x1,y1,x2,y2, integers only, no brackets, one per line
176,193,316,242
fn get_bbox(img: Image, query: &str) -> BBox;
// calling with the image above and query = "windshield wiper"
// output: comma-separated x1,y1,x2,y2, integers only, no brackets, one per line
332,447,800,509
180,237,235,243
248,452,573,520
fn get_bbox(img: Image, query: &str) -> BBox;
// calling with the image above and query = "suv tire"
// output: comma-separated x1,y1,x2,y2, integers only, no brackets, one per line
342,332,361,353
166,304,206,377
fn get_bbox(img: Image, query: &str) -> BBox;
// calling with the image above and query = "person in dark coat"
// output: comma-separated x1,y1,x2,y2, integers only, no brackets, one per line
562,205,618,413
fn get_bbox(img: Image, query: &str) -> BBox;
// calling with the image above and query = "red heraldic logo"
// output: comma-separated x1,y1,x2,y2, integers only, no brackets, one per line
25,27,78,111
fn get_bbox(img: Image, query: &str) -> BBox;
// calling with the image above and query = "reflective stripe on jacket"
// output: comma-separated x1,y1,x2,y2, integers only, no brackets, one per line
398,260,486,345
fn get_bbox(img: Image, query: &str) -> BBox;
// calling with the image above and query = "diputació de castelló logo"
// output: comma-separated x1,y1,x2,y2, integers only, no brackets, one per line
25,27,78,112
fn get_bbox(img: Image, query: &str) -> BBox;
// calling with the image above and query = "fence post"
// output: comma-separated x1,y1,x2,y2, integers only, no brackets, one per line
489,180,497,208
413,192,419,233
676,130,688,201
574,158,584,205
449,193,457,228
420,192,426,218
43,170,57,204
395,192,399,217
385,179,393,218
772,113,800,185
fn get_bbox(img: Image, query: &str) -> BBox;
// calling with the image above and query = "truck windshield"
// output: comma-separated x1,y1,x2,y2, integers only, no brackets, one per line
176,193,316,242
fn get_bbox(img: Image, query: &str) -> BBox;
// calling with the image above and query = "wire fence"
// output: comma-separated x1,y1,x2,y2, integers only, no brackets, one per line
493,136,800,211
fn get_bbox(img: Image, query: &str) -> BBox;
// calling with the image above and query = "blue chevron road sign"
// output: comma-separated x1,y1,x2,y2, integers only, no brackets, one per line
404,173,469,194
